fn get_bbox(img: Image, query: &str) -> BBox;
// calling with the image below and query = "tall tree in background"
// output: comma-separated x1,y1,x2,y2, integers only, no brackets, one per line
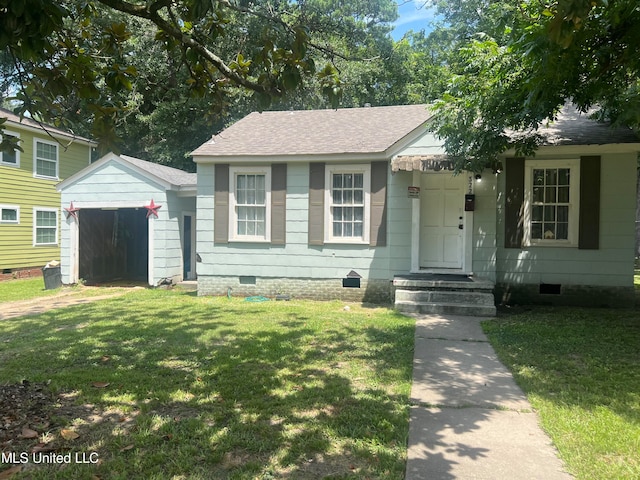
0,0,401,167
426,0,640,172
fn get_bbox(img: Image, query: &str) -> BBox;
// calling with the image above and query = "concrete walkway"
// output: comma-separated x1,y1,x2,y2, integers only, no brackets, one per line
405,314,573,480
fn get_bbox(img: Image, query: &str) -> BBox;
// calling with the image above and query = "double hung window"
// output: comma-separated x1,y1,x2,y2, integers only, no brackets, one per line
325,165,370,243
0,131,20,167
33,208,58,245
229,167,271,241
524,160,579,246
34,139,58,179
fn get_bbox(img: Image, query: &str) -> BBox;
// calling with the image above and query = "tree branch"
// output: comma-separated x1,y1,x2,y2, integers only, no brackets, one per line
96,0,280,94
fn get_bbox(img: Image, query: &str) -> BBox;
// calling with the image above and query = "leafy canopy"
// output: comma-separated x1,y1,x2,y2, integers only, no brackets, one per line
427,0,640,172
0,0,398,155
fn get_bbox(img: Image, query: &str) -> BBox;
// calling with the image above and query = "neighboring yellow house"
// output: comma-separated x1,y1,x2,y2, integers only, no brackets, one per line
0,108,96,279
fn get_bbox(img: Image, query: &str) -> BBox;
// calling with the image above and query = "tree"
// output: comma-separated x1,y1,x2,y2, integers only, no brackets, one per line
0,0,398,157
426,0,640,172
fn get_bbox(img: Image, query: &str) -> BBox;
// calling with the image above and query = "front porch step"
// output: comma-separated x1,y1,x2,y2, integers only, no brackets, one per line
395,300,497,317
393,275,497,317
176,280,197,291
395,289,495,306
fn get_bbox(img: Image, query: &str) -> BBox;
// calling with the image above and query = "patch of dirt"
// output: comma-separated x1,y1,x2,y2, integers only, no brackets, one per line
0,381,128,457
0,381,55,450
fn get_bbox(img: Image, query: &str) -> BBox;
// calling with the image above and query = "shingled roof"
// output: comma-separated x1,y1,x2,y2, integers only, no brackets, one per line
1,107,96,145
57,153,196,194
504,104,640,147
191,104,433,159
532,104,639,146
120,155,196,188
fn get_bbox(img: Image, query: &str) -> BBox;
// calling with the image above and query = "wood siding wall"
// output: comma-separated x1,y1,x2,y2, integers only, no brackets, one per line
197,162,402,282
496,152,635,287
0,129,91,270
59,161,196,284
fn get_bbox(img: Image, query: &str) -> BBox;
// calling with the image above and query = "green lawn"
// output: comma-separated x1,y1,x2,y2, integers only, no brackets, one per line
0,289,415,479
483,308,640,480
3,284,639,480
0,277,61,302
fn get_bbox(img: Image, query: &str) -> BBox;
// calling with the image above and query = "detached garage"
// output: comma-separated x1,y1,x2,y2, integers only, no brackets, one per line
57,153,196,286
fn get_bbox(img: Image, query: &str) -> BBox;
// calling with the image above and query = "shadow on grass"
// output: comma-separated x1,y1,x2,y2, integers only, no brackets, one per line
484,308,640,420
0,290,415,479
482,307,640,480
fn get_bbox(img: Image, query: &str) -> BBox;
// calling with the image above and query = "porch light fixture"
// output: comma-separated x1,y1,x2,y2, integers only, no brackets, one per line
475,174,482,182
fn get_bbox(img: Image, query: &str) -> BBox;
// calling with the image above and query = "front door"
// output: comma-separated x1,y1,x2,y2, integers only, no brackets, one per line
420,173,465,269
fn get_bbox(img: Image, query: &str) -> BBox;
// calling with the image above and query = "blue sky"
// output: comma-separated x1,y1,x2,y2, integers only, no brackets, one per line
391,0,438,39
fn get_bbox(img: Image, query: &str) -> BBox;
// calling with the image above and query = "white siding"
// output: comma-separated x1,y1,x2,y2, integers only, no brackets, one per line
472,171,498,281
495,152,636,287
197,162,402,282
60,161,195,284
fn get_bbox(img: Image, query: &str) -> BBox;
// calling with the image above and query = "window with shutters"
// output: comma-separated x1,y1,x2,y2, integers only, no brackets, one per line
324,164,370,244
524,159,580,246
0,131,20,167
229,166,271,242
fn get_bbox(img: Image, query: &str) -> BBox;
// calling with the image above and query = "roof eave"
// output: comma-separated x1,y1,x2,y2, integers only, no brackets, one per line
385,117,433,158
177,185,197,196
501,142,640,157
58,152,177,192
5,119,97,147
193,151,392,164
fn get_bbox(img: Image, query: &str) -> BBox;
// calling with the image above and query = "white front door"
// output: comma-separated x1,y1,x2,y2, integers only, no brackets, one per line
420,173,466,269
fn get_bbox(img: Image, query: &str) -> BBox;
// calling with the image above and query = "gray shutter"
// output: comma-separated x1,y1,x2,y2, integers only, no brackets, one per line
370,161,388,246
579,156,600,249
271,164,287,245
214,164,229,244
308,162,325,245
504,157,525,248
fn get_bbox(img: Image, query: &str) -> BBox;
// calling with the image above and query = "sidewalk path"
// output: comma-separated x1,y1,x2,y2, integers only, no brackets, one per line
0,288,131,321
405,314,573,480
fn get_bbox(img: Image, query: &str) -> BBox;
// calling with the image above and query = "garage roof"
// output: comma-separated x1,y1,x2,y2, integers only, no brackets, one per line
57,153,196,193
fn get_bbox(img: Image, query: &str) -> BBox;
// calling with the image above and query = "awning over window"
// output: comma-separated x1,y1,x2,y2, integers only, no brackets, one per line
391,155,455,172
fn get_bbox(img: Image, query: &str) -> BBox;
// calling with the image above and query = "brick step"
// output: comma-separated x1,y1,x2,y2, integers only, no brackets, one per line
395,300,497,317
393,277,494,292
395,288,495,306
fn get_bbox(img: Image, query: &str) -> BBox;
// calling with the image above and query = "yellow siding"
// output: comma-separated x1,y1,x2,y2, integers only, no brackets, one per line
0,127,92,270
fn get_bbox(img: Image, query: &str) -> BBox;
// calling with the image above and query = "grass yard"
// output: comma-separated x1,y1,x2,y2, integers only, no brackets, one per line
484,308,640,480
0,288,415,479
0,277,61,302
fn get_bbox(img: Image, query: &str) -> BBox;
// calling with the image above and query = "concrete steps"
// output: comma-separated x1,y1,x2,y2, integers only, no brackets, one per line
176,280,197,292
394,275,497,317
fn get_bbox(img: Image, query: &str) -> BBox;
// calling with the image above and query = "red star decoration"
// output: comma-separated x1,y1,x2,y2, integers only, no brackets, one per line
144,199,162,218
64,202,80,220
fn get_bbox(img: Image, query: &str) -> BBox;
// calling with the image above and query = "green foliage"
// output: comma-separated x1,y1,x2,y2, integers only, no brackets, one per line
0,0,403,162
427,0,640,171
